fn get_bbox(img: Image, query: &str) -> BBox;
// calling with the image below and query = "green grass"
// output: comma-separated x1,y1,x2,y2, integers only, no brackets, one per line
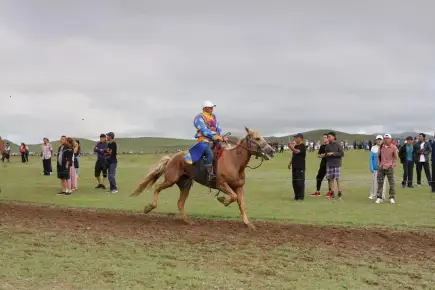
1,151,435,229
1,150,435,289
1,226,434,290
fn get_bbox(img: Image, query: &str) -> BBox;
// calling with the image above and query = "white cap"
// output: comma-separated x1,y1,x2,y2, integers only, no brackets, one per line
384,133,392,138
376,135,383,140
202,100,216,108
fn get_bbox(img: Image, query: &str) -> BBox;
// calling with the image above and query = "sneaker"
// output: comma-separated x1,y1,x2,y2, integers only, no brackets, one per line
401,183,405,188
407,185,414,188
64,191,71,195
337,192,342,199
375,198,382,204
110,190,118,194
57,191,65,195
389,198,395,204
417,183,422,187
325,191,333,198
311,191,321,196
95,184,103,189
328,193,335,200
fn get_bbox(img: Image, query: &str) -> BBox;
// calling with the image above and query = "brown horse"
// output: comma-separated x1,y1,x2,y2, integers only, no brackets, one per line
131,127,275,229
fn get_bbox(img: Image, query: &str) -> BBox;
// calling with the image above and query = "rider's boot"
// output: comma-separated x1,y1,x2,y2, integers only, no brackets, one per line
204,164,215,181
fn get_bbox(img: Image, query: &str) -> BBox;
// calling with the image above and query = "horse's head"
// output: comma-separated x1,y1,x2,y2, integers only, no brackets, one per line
244,127,275,160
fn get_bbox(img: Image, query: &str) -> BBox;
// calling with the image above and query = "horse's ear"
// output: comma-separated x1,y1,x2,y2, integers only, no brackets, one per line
245,126,250,134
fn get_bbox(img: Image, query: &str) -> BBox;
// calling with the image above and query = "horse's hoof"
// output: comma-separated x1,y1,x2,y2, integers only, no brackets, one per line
183,219,193,225
143,204,155,214
246,223,256,230
217,196,225,204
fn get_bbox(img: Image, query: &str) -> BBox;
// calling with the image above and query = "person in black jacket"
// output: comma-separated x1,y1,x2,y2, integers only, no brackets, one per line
57,136,73,195
312,133,330,196
288,133,307,201
414,133,431,186
398,136,415,188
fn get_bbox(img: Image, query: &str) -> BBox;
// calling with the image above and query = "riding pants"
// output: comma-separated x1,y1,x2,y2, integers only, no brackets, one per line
204,144,213,165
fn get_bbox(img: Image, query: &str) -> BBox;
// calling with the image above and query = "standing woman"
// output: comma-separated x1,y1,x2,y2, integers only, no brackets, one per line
67,138,78,191
20,143,26,163
73,140,81,190
369,135,387,200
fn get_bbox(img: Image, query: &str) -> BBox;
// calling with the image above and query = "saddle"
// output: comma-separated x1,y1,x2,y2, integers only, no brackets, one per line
192,143,224,188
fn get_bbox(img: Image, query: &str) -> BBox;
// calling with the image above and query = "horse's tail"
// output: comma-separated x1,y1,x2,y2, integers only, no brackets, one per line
130,155,171,196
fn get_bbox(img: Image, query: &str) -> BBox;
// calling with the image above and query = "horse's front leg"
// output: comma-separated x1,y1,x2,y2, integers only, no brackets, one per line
235,186,255,229
216,182,237,207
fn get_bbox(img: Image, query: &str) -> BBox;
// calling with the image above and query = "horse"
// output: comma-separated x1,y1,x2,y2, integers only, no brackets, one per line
131,127,275,229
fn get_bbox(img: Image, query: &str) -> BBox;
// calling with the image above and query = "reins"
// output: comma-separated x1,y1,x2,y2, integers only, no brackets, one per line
225,135,265,170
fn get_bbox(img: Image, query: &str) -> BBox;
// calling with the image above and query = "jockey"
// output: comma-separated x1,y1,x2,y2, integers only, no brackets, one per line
190,100,227,178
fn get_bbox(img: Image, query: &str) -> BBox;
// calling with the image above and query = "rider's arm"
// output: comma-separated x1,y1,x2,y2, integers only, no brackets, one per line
194,115,217,139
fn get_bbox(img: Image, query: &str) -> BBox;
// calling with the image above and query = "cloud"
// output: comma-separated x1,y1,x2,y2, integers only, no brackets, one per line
1,0,435,143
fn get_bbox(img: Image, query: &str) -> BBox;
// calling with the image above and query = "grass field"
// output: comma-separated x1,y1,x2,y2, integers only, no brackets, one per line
1,150,435,289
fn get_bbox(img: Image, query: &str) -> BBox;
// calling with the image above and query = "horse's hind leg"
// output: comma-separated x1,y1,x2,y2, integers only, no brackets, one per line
176,176,193,224
143,173,178,214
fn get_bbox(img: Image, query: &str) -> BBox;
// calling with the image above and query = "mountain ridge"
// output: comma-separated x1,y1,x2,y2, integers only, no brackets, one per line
1,130,427,153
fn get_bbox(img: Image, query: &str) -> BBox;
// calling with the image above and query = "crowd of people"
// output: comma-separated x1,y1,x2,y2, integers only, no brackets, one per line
5,132,119,195
287,132,435,203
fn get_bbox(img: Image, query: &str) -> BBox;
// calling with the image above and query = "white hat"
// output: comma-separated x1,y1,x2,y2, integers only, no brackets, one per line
376,135,383,140
384,133,392,138
202,100,216,108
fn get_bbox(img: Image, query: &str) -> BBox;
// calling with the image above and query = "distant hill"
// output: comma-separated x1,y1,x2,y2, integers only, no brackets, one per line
3,129,431,153
10,137,196,154
265,129,374,144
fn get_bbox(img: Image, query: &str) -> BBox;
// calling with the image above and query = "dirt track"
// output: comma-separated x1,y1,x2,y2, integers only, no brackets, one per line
1,202,435,260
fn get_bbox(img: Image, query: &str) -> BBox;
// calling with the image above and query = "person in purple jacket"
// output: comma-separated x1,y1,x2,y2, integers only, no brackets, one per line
94,134,108,189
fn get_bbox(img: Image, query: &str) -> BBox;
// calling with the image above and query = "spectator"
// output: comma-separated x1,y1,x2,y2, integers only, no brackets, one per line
369,135,387,200
432,134,435,193
398,136,415,188
41,138,53,176
57,136,73,195
375,134,397,204
414,133,431,186
325,131,344,199
312,133,330,196
106,132,118,193
74,140,81,180
2,142,11,163
67,138,78,191
94,134,108,189
288,133,306,201
20,143,26,163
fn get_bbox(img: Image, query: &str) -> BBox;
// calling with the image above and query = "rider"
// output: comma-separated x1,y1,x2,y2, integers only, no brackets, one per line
193,100,227,178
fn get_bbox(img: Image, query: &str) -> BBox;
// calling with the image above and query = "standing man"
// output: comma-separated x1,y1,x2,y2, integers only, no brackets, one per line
398,136,415,188
288,133,307,201
414,133,431,186
375,134,398,204
324,131,344,199
105,132,118,194
312,133,330,196
432,133,435,193
369,135,387,200
94,134,108,189
41,137,53,176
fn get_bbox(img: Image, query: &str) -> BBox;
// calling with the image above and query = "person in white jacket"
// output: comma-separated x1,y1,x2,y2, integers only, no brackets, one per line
369,135,387,200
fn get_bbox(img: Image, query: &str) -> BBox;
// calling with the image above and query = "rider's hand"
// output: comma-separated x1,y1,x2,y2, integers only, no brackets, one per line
222,136,229,142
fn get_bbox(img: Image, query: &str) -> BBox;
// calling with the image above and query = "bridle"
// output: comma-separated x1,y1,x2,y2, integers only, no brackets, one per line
226,134,267,169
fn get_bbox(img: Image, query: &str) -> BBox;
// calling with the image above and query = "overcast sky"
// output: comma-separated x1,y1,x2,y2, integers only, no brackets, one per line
1,0,434,144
